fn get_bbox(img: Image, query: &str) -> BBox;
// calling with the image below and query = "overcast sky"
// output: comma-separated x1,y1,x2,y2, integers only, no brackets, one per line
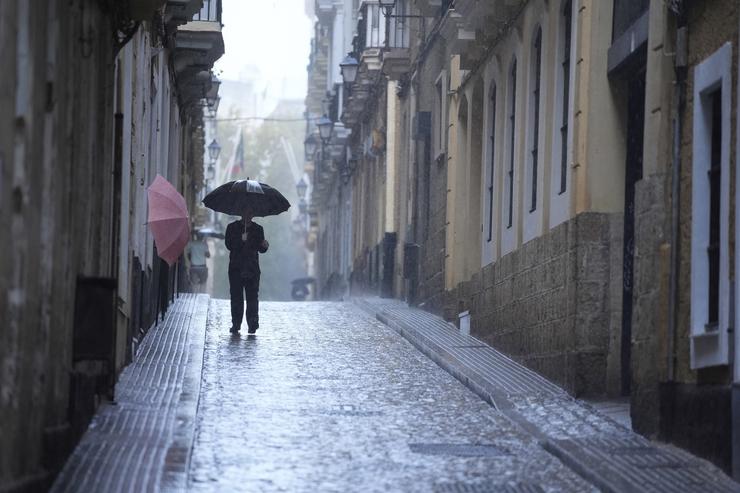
214,0,312,103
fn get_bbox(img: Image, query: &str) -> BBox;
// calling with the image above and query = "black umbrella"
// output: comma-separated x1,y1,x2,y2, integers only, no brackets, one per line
203,180,291,217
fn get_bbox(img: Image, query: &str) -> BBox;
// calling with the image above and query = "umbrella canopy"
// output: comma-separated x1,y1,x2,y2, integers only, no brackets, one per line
147,175,190,266
202,179,291,217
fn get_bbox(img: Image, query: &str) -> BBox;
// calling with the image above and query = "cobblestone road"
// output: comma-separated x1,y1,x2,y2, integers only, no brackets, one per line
188,301,593,493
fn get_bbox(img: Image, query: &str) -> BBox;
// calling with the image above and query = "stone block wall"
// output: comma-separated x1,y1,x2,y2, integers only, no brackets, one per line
445,212,623,397
631,172,672,435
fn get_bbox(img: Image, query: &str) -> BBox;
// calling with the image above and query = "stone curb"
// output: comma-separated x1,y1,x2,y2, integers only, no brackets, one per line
161,294,209,491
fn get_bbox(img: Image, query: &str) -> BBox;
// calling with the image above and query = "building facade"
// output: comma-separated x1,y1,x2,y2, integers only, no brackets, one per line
0,1,223,490
306,0,740,477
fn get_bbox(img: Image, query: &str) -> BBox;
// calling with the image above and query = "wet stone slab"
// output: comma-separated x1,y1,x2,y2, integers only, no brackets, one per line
188,301,593,493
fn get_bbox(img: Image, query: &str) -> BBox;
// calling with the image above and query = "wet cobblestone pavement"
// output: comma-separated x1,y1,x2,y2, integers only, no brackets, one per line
188,301,593,493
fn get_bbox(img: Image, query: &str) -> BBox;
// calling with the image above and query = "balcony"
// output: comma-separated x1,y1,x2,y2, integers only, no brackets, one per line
173,0,224,109
130,0,168,21
342,1,415,124
413,0,453,18
315,0,335,25
165,0,204,27
437,0,526,69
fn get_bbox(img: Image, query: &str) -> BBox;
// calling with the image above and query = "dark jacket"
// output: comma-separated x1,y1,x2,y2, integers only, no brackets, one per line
225,219,268,277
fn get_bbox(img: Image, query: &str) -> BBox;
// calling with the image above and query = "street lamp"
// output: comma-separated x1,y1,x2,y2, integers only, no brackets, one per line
298,198,308,215
304,134,318,161
317,114,334,145
340,54,359,85
207,139,221,161
296,178,308,200
207,164,216,181
379,0,396,15
207,96,221,118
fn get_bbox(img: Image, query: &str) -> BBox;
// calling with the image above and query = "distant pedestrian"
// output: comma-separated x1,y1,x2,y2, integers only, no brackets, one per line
225,207,269,334
186,232,211,292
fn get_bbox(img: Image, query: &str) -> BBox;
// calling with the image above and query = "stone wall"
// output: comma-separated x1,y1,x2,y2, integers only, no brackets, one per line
0,2,208,490
632,0,739,473
0,3,118,490
444,212,622,397
631,172,672,435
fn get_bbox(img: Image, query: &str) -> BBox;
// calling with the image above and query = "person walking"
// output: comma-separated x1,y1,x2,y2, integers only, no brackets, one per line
186,232,211,292
225,207,269,334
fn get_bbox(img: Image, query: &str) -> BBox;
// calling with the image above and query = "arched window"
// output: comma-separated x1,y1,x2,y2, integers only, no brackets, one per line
487,83,497,242
529,27,542,212
506,59,517,229
559,1,572,194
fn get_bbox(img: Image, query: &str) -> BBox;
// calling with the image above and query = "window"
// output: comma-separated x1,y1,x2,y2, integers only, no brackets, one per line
487,84,497,242
434,70,448,160
559,2,572,194
707,89,721,328
435,76,443,155
550,0,575,229
506,60,517,229
690,42,731,369
529,28,542,212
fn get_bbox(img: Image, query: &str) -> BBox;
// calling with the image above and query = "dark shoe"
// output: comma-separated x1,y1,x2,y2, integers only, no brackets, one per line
247,325,258,334
230,325,241,334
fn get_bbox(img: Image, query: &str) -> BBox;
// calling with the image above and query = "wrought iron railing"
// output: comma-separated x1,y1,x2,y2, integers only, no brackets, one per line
193,0,222,23
355,1,410,52
388,0,410,49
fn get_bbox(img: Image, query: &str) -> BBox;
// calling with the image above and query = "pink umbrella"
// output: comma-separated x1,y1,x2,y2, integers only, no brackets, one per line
147,175,190,266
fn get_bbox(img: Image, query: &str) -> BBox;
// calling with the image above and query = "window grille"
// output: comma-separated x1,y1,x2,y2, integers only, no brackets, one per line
507,60,517,229
530,28,542,212
487,85,497,242
559,1,572,194
193,0,221,22
707,89,722,328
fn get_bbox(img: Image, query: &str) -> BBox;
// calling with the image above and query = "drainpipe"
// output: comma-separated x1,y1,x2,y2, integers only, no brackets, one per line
667,3,687,386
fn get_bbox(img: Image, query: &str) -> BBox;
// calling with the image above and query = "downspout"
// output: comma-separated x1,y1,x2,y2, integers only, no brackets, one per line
667,3,687,385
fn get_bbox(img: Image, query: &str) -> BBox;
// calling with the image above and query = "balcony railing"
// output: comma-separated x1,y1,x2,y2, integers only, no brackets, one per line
388,0,410,49
354,1,410,53
193,0,222,23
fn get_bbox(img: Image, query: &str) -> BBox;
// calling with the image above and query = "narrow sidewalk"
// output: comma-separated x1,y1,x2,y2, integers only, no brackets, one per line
355,297,739,493
51,294,209,493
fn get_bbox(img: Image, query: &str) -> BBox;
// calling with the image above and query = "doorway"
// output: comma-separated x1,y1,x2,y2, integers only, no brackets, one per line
620,70,646,396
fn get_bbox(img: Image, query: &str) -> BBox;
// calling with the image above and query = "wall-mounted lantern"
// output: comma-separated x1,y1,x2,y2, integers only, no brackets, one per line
304,134,318,161
207,139,221,161
317,115,334,144
296,178,308,200
340,54,359,85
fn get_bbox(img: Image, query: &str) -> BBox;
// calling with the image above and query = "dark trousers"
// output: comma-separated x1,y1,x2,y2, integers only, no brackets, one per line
228,269,260,330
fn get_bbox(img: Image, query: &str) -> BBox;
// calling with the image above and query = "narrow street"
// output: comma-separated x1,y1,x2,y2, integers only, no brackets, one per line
189,301,588,492
51,295,738,493
7,1,740,491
